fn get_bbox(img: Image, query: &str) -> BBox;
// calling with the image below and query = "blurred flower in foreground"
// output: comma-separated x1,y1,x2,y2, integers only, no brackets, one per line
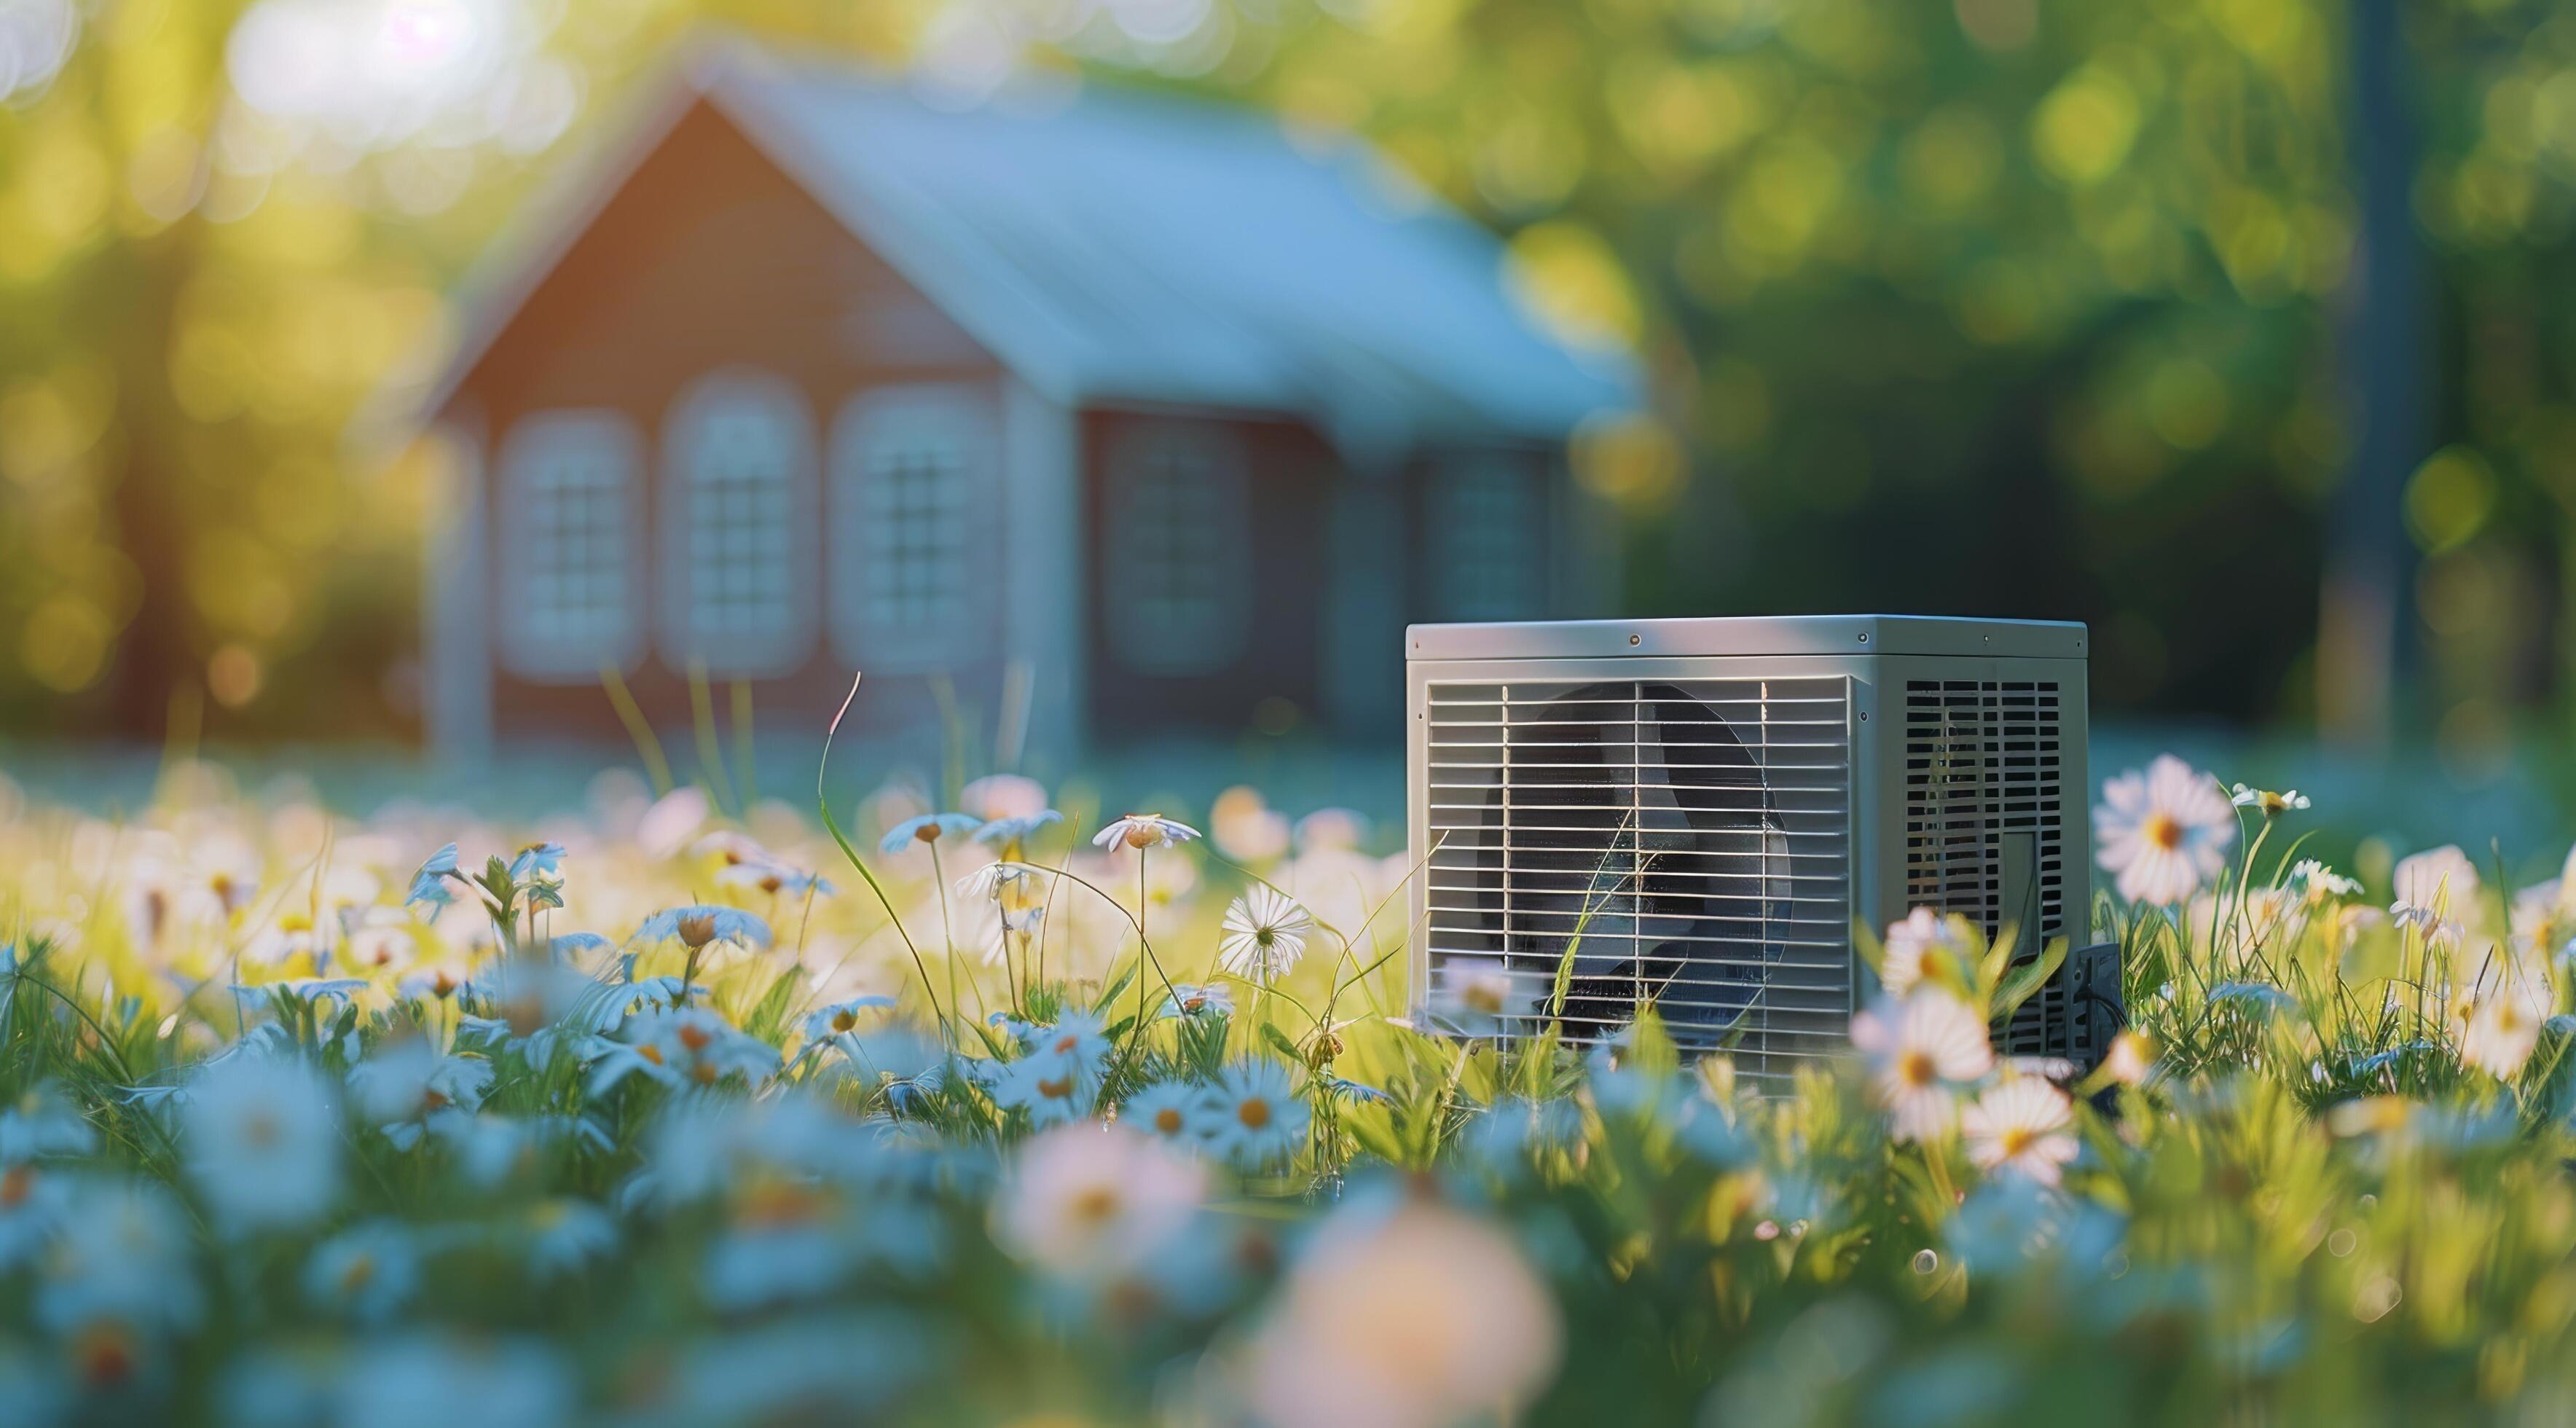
2391,846,2481,951
183,1054,340,1235
1851,992,1993,1142
2101,1029,2156,1087
1210,786,1291,863
992,1121,1206,1282
305,1220,420,1325
1961,1078,2078,1186
1421,957,1525,1037
962,774,1051,823
2453,951,2550,1080
2094,755,2233,905
1243,1196,1561,1428
1880,909,1974,997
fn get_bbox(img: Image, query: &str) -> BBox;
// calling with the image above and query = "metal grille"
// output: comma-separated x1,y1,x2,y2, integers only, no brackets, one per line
1424,677,1853,1083
1901,679,2070,1055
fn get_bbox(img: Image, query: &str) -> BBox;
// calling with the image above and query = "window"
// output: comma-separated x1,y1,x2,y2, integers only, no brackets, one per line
1104,423,1252,677
496,412,643,680
829,385,989,670
1426,453,1544,621
659,371,817,675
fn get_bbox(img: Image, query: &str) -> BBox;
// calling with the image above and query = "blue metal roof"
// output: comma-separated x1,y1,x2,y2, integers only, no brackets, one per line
691,43,1636,455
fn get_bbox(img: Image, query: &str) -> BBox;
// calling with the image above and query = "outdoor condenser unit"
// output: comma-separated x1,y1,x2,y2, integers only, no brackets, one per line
1406,615,2121,1084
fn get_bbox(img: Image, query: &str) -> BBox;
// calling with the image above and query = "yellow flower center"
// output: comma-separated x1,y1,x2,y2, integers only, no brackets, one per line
1897,1049,1937,1089
914,823,942,844
1038,1074,1075,1101
1237,1096,1271,1130
1070,1185,1120,1224
676,914,718,949
831,1009,860,1034
1126,824,1156,849
1154,1107,1185,1134
1,1164,31,1209
677,1023,712,1054
339,1254,377,1295
1998,1126,2036,1158
2144,814,2183,852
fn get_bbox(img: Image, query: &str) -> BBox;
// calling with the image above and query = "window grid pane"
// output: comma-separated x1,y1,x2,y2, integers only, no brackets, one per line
1108,429,1249,674
1431,458,1540,621
860,428,968,632
522,444,630,651
682,404,799,642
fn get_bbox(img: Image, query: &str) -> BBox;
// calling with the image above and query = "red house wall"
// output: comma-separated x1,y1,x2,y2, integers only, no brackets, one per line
443,99,1008,747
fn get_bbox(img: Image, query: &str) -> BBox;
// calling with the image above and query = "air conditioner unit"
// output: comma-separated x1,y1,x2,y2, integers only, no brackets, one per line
1406,615,2116,1084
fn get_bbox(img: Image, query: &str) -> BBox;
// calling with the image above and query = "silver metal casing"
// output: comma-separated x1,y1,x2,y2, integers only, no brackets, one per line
1405,615,2093,1083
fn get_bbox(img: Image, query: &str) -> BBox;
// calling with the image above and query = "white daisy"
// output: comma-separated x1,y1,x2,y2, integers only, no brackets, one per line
1162,982,1236,1019
1960,1077,2079,1186
1880,909,1975,997
632,905,772,950
990,1055,1096,1129
714,859,833,898
1123,1080,1214,1144
1093,814,1201,851
2229,784,2310,817
1204,1059,1309,1170
878,812,981,853
954,860,1034,901
1217,887,1313,982
798,996,897,1045
2454,952,2551,1081
2290,859,2363,909
2093,755,2234,906
1850,991,1994,1142
347,1042,493,1135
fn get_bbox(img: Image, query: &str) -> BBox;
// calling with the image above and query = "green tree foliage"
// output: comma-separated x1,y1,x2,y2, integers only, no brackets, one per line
0,0,2571,734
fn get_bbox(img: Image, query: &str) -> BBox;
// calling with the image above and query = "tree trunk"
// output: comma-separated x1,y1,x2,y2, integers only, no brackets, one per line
105,223,200,741
2317,0,2427,751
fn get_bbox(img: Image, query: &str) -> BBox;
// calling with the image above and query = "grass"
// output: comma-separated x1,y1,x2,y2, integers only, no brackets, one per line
0,745,2572,1424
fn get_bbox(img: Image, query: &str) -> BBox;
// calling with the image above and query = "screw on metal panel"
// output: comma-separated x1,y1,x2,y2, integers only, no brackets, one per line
1629,633,1641,646
1857,632,1869,643
1859,712,1869,721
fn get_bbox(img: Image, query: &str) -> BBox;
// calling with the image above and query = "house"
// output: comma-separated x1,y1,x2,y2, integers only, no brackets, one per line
412,39,1634,765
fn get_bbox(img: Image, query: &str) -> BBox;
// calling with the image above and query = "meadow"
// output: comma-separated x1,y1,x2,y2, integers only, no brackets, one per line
0,737,2572,1428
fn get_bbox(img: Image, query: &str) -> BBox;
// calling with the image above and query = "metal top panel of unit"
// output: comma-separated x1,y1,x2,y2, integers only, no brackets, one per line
1405,614,2089,663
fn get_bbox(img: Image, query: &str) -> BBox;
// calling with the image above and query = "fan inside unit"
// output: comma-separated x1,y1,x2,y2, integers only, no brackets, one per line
1459,681,1793,1048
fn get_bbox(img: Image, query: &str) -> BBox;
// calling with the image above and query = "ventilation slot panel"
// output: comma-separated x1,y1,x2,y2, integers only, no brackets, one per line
1424,676,1853,1086
1901,678,2069,1056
